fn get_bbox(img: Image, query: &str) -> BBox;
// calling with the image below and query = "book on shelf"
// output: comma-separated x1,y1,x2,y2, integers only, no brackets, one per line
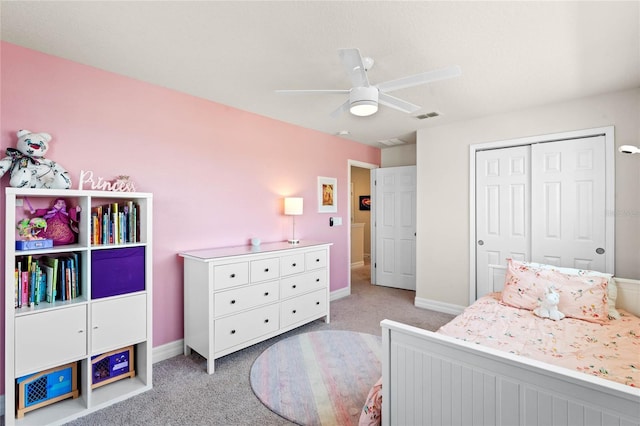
41,256,59,303
15,253,81,308
91,200,140,245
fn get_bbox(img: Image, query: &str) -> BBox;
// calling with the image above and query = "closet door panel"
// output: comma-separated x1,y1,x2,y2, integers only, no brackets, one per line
476,146,531,297
531,136,606,271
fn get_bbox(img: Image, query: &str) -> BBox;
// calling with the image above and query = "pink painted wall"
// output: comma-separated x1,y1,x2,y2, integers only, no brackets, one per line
0,42,380,395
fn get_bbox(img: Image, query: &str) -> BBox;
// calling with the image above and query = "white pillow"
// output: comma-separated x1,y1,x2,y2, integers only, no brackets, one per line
518,261,620,319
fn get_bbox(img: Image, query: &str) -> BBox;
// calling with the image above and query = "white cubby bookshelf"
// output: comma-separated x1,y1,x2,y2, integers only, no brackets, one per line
4,188,153,425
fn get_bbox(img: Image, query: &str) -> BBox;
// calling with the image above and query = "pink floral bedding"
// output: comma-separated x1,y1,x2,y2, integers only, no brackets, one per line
437,293,640,387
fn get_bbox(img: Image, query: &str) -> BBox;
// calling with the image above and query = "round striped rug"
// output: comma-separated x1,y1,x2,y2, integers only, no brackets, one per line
250,330,382,425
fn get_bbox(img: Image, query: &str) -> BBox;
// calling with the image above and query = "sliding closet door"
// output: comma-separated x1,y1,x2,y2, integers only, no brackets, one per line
476,146,531,297
531,136,607,271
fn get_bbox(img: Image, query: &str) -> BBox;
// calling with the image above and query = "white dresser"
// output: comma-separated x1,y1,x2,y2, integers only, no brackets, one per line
179,241,331,373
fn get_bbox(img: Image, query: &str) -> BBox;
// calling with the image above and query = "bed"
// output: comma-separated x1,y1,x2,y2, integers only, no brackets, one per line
377,260,640,426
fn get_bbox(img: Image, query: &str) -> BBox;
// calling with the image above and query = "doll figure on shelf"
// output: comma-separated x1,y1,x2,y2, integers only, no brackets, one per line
32,198,80,245
16,217,48,240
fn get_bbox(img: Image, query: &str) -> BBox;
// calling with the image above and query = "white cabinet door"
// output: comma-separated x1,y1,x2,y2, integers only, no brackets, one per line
91,294,146,354
15,305,87,376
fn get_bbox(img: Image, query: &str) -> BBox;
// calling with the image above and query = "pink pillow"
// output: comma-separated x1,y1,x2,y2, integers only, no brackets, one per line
550,271,609,324
501,259,556,310
501,259,609,323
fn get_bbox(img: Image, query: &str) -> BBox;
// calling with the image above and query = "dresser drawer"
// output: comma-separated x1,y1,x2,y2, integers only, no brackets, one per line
214,262,249,290
281,288,327,328
214,281,279,318
280,269,326,299
214,304,279,353
250,257,279,283
280,253,305,276
305,250,327,270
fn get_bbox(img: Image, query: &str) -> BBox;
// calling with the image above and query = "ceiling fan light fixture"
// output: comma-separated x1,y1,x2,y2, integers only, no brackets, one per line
349,86,378,116
350,100,378,116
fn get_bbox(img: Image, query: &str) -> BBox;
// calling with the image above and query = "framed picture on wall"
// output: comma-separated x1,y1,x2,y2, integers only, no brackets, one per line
359,195,371,211
317,176,337,213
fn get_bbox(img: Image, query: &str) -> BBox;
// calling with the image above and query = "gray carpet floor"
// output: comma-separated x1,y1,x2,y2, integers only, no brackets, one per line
53,264,454,425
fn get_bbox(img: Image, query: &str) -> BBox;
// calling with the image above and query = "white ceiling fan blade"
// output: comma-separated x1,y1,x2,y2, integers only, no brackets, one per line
275,89,350,95
378,92,421,114
338,48,370,88
330,100,351,119
377,65,462,93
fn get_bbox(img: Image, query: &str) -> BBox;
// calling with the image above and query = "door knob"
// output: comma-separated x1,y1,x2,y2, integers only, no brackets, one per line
478,240,484,246
596,248,605,254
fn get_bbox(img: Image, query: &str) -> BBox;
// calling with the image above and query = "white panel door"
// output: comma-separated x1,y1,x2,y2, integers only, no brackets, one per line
373,166,416,290
476,146,531,297
531,136,607,271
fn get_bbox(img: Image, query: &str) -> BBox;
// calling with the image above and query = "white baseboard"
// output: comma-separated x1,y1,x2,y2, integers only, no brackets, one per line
152,339,184,363
330,287,350,301
414,296,465,316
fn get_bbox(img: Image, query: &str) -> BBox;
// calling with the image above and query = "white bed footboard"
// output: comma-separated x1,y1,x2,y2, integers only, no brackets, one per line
381,319,640,426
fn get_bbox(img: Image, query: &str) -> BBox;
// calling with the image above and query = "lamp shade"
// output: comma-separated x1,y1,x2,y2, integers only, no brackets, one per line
284,197,303,215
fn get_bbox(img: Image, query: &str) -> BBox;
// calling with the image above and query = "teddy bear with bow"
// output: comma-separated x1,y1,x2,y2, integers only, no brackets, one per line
0,130,71,189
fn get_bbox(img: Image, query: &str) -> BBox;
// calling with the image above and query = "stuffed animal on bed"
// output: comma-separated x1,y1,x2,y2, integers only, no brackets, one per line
0,130,72,189
534,287,565,321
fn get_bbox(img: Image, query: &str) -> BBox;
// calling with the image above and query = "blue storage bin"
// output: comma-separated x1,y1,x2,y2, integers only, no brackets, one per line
91,247,145,299
91,346,136,389
16,362,78,418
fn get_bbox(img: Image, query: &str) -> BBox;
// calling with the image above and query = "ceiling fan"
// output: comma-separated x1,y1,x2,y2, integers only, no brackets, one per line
276,48,461,118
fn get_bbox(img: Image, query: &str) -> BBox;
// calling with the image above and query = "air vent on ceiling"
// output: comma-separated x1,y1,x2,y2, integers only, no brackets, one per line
415,111,440,120
378,138,406,146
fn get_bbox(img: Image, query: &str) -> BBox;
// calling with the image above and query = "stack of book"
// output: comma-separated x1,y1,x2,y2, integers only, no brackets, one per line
14,254,80,308
90,201,139,245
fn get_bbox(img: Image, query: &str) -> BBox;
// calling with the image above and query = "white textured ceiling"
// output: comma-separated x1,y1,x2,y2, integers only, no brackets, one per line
1,1,639,148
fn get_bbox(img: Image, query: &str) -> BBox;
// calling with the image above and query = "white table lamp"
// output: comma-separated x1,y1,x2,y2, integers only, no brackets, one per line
284,197,303,244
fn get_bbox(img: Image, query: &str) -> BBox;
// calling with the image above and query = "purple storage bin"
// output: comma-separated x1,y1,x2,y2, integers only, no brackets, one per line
91,247,145,299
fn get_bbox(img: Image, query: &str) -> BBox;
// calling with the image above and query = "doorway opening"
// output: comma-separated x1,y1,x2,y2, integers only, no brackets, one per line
348,160,377,294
